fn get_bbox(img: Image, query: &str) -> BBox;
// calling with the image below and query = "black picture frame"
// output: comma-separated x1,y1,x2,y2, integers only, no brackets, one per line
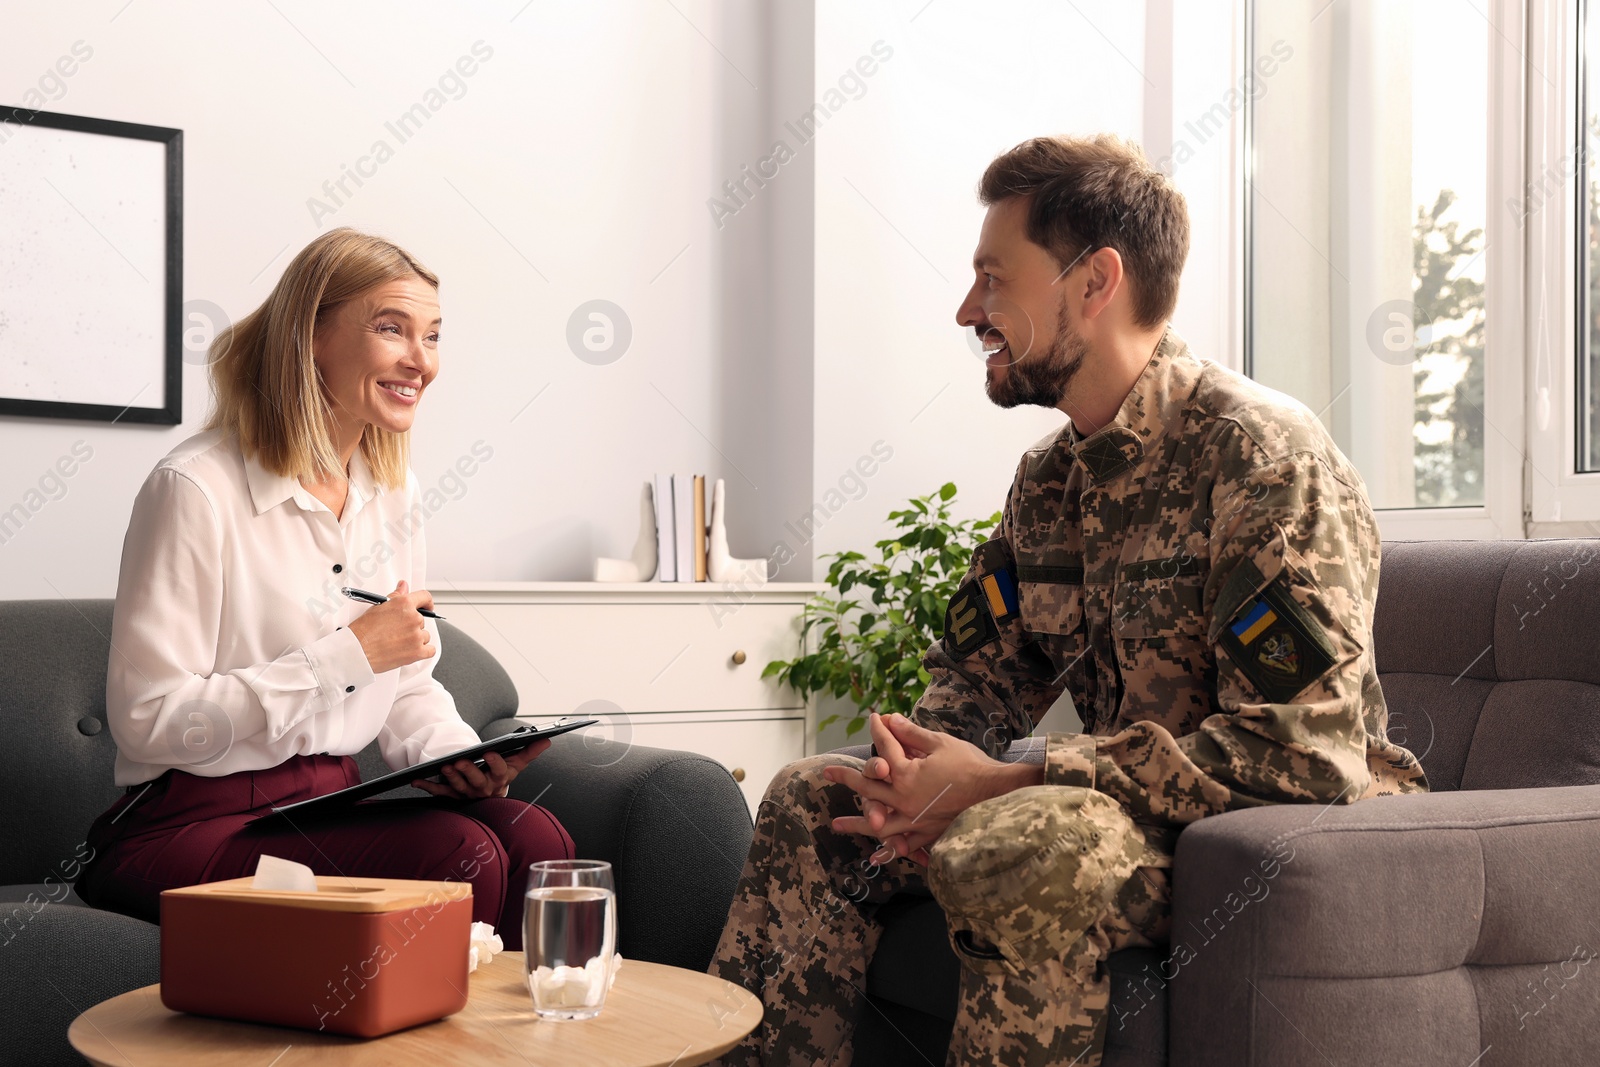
0,107,182,426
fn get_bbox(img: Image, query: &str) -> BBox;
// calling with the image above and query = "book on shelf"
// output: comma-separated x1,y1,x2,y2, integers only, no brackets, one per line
672,473,694,583
692,475,708,582
652,471,713,582
654,473,676,582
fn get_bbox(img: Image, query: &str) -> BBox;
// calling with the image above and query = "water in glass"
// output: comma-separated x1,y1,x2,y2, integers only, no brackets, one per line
523,860,616,1020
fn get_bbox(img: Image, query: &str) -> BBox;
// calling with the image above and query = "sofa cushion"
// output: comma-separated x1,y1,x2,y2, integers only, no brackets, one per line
1375,540,1600,792
1459,679,1600,789
0,600,122,889
1493,541,1600,684
1363,672,1491,791
1372,541,1515,680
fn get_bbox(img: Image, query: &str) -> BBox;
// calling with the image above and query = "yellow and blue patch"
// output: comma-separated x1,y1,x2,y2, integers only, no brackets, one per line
979,569,1018,623
1230,600,1278,645
1218,577,1338,704
943,538,1019,657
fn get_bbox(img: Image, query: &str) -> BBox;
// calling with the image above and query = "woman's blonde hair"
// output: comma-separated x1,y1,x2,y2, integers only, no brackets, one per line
202,227,438,490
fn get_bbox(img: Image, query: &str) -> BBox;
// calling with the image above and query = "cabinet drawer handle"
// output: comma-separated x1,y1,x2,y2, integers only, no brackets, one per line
731,650,747,665
731,767,747,782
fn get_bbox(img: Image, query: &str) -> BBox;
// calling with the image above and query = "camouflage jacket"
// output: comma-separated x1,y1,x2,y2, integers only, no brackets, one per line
911,328,1429,826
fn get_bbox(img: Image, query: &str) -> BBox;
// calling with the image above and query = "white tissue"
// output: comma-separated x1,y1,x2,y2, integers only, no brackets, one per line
467,921,504,973
251,854,318,892
527,953,623,1006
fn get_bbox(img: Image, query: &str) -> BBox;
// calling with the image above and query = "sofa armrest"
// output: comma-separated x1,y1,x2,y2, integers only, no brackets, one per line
1,904,159,1066
1164,784,1600,1067
487,719,754,972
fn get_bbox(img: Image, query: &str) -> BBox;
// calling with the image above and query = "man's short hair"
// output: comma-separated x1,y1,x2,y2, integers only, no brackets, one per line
978,134,1190,328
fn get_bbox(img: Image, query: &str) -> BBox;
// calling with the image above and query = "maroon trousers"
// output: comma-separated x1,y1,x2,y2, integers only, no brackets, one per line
75,754,572,951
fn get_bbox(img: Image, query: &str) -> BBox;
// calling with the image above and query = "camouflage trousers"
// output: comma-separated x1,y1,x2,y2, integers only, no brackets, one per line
709,755,1172,1067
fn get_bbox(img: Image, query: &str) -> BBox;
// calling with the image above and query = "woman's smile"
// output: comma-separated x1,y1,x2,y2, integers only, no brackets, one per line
378,379,422,405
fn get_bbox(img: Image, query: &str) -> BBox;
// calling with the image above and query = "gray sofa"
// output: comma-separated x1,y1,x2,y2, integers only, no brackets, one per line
855,539,1600,1065
7,538,1600,1066
0,603,753,1067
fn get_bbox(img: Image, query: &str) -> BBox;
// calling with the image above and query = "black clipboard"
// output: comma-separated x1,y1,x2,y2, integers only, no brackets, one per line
254,719,597,823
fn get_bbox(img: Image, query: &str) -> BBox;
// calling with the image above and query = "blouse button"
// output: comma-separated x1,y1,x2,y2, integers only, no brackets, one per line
332,563,343,574
345,685,355,693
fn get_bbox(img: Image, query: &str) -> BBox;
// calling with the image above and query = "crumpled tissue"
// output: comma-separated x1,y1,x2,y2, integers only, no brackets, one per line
528,953,623,1007
251,854,318,892
467,921,504,973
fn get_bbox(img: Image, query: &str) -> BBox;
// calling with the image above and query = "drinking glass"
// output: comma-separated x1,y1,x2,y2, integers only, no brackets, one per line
523,859,616,1020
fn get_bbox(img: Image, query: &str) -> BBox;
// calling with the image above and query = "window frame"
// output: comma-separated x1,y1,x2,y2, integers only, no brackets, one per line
1241,0,1528,540
1527,0,1600,533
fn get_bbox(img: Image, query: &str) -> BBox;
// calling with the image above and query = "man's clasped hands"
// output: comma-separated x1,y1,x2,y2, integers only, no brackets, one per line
823,712,1043,866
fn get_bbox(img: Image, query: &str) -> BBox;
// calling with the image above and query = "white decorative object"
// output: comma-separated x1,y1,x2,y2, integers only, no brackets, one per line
593,481,658,582
706,478,768,587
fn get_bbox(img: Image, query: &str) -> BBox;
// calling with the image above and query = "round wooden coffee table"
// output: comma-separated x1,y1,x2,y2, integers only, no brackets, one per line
69,952,762,1066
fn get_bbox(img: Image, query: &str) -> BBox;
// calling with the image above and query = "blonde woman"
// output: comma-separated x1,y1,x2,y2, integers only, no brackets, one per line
76,229,571,948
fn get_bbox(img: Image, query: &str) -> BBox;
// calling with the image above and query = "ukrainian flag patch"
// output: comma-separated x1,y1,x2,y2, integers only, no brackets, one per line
1230,600,1278,645
979,569,1019,623
1218,576,1338,704
942,538,1020,657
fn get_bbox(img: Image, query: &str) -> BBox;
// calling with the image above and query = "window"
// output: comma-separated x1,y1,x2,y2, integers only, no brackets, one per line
1244,0,1523,537
1408,4,1489,507
1581,0,1600,471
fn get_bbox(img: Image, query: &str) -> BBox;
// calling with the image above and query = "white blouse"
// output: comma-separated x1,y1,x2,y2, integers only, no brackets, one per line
106,427,481,787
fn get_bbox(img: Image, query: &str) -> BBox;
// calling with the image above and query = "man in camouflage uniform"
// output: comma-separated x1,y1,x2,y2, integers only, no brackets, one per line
710,134,1427,1066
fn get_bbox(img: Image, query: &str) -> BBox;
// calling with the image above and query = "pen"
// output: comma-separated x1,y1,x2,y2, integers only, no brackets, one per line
340,586,446,619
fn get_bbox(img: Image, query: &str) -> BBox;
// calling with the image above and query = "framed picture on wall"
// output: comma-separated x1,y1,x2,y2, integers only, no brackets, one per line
0,107,182,425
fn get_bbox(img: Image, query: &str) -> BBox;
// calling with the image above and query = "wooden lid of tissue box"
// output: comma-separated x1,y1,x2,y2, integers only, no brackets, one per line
160,876,474,1038
163,875,471,911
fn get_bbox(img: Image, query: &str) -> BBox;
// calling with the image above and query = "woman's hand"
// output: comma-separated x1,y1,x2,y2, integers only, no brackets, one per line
347,580,437,674
411,739,551,800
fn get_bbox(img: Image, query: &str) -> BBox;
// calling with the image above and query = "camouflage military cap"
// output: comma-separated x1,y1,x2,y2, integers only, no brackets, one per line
926,786,1157,975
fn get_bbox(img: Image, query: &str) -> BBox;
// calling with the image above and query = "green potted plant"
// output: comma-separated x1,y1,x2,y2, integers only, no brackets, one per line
764,484,1000,735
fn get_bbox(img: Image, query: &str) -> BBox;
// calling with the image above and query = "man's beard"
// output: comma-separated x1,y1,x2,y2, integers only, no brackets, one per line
984,300,1086,409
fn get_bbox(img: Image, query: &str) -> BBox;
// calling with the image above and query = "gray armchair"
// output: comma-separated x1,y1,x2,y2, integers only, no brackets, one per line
0,601,753,1067
855,539,1600,1066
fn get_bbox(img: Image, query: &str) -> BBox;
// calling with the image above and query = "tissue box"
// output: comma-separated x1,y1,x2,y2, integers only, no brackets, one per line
160,876,473,1037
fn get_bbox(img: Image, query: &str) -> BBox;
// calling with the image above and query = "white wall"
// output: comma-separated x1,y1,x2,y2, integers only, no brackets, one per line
809,0,1236,566
1165,0,1249,372
0,0,814,595
0,0,1235,599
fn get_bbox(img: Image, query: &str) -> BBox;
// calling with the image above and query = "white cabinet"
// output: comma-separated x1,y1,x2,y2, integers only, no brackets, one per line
431,581,822,813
